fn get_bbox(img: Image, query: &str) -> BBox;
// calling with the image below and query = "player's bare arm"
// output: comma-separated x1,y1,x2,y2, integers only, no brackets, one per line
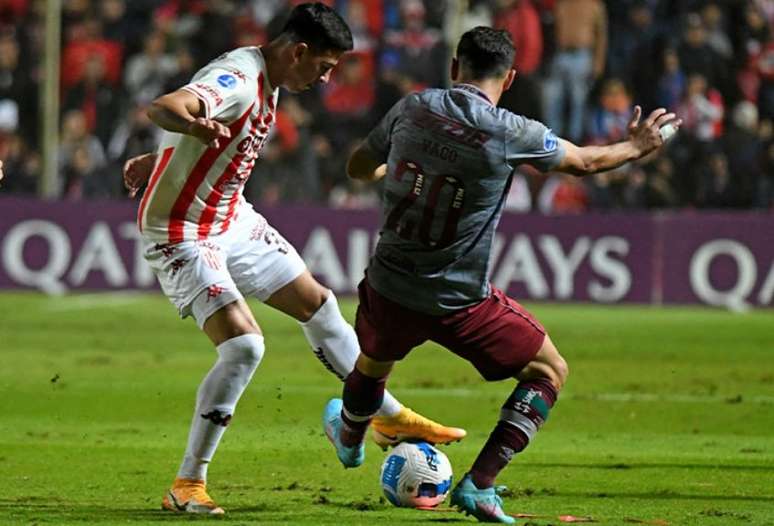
555,106,682,176
123,152,157,198
347,143,388,182
0,160,4,184
148,89,231,149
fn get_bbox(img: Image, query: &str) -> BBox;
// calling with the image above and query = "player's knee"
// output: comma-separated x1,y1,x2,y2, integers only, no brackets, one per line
217,333,265,367
551,353,569,389
539,336,568,389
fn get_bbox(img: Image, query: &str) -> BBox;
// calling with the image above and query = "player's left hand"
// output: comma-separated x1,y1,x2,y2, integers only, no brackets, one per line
123,153,157,198
627,106,682,158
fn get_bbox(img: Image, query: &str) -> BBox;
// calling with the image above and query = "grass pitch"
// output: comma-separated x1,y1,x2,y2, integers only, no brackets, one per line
0,292,772,525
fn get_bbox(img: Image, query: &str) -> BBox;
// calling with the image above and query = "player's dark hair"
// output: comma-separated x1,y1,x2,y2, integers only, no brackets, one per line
280,2,353,53
456,27,515,80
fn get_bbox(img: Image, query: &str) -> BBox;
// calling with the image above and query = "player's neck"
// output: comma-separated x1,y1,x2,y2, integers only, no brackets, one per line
453,79,503,107
261,40,286,88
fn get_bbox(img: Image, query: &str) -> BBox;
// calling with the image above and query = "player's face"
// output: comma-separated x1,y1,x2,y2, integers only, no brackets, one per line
286,45,342,93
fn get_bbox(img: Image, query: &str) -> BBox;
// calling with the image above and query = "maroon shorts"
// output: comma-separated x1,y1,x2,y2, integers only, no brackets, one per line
354,279,547,381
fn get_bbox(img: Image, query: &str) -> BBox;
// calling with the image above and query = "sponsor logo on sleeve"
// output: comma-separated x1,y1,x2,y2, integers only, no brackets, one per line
544,131,558,152
217,74,237,89
193,83,224,106
229,69,247,82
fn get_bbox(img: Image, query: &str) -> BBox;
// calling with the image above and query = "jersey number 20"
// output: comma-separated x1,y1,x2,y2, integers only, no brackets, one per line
385,160,465,249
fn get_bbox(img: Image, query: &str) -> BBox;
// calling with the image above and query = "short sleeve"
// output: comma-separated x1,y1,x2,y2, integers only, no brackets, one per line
365,97,407,161
504,112,565,172
181,68,254,123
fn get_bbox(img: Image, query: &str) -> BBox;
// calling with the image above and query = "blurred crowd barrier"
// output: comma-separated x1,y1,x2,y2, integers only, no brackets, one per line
1,196,771,310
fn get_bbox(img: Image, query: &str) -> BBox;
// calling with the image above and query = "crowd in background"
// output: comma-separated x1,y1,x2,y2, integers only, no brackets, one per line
0,0,772,213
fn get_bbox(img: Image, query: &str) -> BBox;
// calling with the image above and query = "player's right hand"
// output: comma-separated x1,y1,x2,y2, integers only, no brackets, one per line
123,153,157,198
627,106,682,158
187,117,231,149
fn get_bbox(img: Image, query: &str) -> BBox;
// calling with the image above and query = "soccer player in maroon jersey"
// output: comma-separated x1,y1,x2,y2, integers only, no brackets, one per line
323,26,681,523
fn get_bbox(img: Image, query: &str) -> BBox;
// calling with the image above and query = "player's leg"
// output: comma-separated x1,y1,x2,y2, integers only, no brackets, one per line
322,278,437,467
451,336,567,523
436,288,565,523
144,240,264,514
233,223,465,445
164,298,265,515
323,353,395,467
468,335,567,489
264,270,405,417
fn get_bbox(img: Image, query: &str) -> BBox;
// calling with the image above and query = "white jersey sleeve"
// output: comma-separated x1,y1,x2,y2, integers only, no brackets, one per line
180,50,259,123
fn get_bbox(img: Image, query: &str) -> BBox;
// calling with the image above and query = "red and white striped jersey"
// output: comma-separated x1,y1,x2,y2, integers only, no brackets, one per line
138,47,279,243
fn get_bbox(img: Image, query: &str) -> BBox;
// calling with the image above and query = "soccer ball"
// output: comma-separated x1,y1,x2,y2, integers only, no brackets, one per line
380,441,453,508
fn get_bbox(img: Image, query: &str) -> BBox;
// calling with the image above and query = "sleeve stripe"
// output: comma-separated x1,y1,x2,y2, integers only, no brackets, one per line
181,85,212,119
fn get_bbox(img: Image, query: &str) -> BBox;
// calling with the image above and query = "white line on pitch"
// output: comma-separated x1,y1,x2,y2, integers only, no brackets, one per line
44,293,146,312
267,384,774,405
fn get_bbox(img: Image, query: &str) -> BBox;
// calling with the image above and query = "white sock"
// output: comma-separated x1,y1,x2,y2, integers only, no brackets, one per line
299,292,402,418
177,334,264,481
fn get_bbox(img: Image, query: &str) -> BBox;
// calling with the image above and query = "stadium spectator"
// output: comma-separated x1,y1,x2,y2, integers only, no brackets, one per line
321,53,375,141
61,16,123,89
58,109,107,188
722,100,763,205
63,54,124,148
538,173,590,214
381,0,446,90
655,47,686,110
620,165,648,208
701,3,733,60
586,78,633,144
0,0,28,23
697,151,743,208
188,0,240,67
107,104,160,181
608,1,662,110
100,0,132,46
246,96,324,205
124,31,178,105
755,139,774,208
677,73,725,143
345,0,380,56
643,154,678,208
0,32,36,145
678,13,732,101
0,132,38,194
62,142,110,199
329,177,380,209
543,0,608,142
495,0,544,121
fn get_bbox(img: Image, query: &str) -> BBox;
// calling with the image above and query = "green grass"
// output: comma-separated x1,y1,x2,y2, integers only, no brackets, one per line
0,292,772,525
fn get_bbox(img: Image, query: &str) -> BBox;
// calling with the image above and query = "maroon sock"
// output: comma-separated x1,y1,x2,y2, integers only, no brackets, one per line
340,368,386,447
470,379,559,489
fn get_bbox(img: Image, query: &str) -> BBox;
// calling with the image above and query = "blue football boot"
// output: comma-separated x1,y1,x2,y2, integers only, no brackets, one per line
450,473,516,524
322,398,365,468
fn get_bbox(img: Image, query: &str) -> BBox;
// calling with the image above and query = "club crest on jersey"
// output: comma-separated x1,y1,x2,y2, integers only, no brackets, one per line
217,74,237,89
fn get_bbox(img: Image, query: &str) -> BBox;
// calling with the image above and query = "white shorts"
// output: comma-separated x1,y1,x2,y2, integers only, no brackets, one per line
143,210,307,328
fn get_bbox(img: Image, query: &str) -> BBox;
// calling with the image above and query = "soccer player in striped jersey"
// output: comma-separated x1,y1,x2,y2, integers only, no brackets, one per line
322,27,681,523
125,3,464,515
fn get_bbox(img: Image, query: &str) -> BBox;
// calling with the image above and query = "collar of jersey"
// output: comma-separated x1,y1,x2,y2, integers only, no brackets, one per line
452,83,493,106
